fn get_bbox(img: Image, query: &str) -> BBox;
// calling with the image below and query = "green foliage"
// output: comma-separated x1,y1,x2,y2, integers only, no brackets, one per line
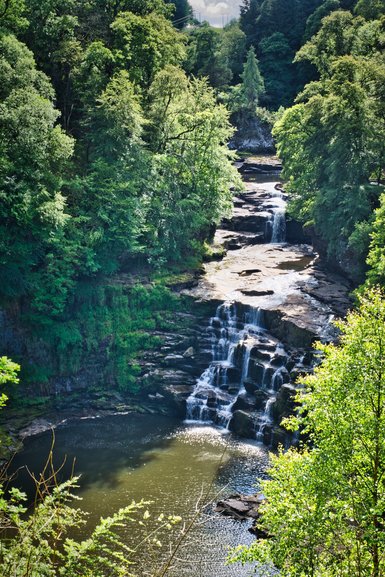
186,23,231,88
165,0,192,28
20,282,180,395
304,0,341,40
240,0,263,47
145,66,241,261
239,0,325,107
0,33,74,299
355,0,385,20
0,0,28,33
231,288,385,577
111,9,185,87
220,21,247,83
274,12,385,279
240,46,264,110
0,0,244,398
259,32,295,108
366,193,385,286
0,357,19,407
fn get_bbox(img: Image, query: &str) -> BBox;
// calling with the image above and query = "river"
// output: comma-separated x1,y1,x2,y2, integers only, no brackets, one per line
10,414,268,576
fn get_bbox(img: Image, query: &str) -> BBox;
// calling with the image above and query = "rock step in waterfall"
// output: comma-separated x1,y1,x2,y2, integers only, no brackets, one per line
186,303,296,443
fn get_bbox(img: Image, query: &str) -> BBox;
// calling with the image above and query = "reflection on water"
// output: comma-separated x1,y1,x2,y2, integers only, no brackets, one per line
9,414,268,576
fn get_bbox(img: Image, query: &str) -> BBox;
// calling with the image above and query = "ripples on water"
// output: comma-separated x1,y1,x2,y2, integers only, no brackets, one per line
10,414,269,577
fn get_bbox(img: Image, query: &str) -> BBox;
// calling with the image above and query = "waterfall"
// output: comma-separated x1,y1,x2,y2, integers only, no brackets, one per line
255,397,275,442
184,175,301,444
271,210,286,243
186,303,264,428
270,187,286,244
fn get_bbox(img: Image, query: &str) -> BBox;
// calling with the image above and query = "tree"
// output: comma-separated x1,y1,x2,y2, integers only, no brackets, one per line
111,9,185,87
259,32,295,108
165,0,192,28
185,23,232,88
144,66,241,261
355,0,385,20
239,0,263,47
0,34,74,300
0,0,28,33
220,21,247,83
304,0,341,40
240,46,264,110
273,12,385,280
366,194,385,287
231,289,385,577
0,357,19,407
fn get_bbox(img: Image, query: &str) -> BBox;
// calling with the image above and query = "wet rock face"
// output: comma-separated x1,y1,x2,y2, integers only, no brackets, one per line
229,113,275,154
230,410,257,438
182,159,352,446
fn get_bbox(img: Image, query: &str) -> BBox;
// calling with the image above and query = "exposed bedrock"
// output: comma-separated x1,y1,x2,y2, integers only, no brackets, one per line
182,160,352,446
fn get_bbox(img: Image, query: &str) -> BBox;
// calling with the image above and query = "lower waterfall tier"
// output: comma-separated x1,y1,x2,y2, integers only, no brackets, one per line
185,302,309,446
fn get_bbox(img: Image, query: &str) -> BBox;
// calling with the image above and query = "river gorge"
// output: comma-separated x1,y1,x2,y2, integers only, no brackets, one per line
8,157,352,575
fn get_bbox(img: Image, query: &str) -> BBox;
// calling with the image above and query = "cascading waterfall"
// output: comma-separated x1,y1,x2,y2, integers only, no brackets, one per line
186,303,291,442
184,175,303,444
270,187,286,244
186,303,265,429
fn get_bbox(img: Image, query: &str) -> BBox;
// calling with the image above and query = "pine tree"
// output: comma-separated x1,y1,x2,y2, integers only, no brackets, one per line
241,46,264,110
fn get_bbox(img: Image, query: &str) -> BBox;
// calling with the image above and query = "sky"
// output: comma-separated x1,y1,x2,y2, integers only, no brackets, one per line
189,0,241,27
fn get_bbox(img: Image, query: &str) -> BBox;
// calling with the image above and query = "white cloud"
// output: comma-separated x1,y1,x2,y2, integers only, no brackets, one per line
189,0,241,26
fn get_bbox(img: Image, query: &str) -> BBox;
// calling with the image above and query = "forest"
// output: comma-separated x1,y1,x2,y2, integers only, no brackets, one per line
2,0,385,575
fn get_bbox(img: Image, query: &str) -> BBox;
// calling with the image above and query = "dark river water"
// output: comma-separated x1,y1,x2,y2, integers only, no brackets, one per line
10,414,269,576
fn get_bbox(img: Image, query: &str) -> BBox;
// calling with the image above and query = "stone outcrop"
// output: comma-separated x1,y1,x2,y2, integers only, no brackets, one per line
229,112,275,153
215,493,269,537
216,493,265,520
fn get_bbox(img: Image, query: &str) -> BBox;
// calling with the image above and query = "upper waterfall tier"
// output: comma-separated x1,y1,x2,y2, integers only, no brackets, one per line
183,177,351,347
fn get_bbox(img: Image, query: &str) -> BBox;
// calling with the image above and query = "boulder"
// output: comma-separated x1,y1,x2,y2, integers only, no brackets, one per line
247,360,265,384
232,392,256,412
270,425,289,450
229,410,257,438
271,384,297,424
215,493,265,521
183,347,195,358
270,353,287,367
254,389,269,410
250,349,272,362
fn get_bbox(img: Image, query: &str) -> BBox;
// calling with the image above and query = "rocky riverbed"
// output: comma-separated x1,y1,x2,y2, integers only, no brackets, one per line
165,157,353,446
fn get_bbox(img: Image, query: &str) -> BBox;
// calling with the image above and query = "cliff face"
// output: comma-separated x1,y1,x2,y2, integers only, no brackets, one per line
0,282,207,404
229,111,275,153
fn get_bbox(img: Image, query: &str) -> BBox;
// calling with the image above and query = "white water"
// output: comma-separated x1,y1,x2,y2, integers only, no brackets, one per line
186,303,265,428
185,301,290,442
270,187,286,244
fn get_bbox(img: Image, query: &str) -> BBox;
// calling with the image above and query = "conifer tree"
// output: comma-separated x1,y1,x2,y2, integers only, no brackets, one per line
241,46,264,110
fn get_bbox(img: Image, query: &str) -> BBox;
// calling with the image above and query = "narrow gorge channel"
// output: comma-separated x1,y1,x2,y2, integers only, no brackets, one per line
10,157,352,576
